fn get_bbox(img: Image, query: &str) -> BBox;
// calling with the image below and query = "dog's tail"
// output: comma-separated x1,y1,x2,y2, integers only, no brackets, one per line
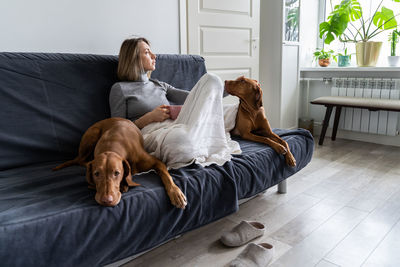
52,158,81,171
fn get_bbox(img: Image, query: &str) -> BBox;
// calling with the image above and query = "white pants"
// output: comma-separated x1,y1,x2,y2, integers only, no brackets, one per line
141,73,241,169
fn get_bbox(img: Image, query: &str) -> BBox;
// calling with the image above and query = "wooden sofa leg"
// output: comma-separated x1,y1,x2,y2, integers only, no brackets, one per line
278,180,287,194
318,105,333,145
332,106,342,141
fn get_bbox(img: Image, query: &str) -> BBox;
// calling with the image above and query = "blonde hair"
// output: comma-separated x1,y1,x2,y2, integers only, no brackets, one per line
117,37,150,81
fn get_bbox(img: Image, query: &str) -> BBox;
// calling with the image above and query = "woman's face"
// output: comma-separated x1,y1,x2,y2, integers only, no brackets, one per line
139,41,156,72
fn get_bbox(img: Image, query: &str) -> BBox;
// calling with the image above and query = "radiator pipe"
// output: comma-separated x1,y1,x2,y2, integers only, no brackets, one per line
300,77,333,117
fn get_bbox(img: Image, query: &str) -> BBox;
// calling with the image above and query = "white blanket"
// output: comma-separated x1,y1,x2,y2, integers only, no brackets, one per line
141,73,241,169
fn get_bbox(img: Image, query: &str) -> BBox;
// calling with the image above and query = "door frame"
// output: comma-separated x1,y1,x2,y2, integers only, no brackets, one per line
179,0,188,54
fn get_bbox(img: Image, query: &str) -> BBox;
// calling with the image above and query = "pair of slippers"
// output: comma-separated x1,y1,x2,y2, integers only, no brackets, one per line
220,221,274,267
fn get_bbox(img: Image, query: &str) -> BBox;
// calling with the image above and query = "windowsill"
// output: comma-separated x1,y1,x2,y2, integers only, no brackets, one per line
301,66,400,72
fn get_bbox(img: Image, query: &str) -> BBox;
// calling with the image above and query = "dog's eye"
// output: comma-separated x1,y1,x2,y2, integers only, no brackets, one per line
240,80,245,83
94,171,100,177
114,171,120,176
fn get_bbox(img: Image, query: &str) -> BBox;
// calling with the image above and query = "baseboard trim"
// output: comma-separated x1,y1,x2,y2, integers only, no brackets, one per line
313,123,400,147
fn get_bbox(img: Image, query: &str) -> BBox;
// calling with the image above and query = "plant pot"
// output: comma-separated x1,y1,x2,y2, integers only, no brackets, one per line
338,55,351,67
318,58,330,67
388,56,400,67
355,41,382,67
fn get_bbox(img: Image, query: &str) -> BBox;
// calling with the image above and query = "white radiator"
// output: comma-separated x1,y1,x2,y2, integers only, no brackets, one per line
330,78,400,136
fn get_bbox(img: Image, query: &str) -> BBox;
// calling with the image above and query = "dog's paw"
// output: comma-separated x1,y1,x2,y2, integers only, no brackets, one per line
168,186,187,209
275,144,287,155
285,152,297,167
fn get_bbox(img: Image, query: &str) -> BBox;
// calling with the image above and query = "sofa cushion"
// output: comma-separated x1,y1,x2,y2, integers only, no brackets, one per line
231,129,314,199
151,54,207,91
0,53,206,171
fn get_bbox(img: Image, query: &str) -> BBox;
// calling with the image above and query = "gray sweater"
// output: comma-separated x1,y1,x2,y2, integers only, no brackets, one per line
109,73,189,121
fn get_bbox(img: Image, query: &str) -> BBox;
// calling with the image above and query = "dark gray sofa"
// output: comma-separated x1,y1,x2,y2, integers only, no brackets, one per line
0,52,314,266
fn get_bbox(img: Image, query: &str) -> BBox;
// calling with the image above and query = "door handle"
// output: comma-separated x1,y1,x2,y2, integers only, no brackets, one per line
251,38,259,49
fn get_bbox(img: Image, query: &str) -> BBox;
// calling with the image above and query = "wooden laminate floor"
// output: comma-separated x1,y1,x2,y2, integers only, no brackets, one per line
124,138,400,267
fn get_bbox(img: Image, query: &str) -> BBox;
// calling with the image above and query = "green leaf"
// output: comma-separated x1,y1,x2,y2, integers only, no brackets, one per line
333,14,351,33
341,0,362,21
329,0,362,21
319,0,362,44
319,22,330,38
319,13,349,44
313,49,334,60
373,6,397,30
325,33,335,44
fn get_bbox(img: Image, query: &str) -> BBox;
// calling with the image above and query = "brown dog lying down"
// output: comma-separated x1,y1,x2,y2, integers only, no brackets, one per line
224,76,296,167
53,117,187,208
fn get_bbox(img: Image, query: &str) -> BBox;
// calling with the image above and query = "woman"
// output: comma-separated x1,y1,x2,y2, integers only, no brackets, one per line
109,37,240,169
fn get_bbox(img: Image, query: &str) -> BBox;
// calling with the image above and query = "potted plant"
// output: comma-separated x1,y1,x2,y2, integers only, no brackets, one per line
336,47,352,67
388,29,400,66
313,49,336,67
319,0,400,67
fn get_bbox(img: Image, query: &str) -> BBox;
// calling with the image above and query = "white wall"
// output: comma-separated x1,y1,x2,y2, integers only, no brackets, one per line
0,0,180,55
259,0,283,128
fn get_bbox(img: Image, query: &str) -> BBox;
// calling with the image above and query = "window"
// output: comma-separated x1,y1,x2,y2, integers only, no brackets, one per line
321,0,399,66
284,0,300,42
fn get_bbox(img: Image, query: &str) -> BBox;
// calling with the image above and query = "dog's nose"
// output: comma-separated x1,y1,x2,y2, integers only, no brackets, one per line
101,195,114,205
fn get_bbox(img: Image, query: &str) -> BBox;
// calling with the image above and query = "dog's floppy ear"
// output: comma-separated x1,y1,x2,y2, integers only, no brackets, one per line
85,161,96,189
254,84,263,108
123,159,140,187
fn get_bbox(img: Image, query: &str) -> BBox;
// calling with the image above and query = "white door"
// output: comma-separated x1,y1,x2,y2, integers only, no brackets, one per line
185,0,260,84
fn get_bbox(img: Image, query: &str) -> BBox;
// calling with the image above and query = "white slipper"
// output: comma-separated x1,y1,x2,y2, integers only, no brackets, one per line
220,221,265,247
229,242,274,267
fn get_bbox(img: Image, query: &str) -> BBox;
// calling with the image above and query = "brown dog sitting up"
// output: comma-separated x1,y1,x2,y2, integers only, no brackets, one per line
53,117,187,208
224,76,296,167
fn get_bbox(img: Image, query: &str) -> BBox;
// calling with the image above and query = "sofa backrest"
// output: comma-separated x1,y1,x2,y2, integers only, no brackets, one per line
0,52,206,170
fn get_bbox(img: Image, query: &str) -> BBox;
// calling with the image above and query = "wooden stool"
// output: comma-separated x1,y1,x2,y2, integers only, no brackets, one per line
311,96,400,145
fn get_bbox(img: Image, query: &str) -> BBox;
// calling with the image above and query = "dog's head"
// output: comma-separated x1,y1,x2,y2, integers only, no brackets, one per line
86,151,140,207
224,76,263,109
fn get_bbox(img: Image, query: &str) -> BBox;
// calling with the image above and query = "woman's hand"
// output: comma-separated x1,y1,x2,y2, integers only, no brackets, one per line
134,105,170,129
149,105,170,122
